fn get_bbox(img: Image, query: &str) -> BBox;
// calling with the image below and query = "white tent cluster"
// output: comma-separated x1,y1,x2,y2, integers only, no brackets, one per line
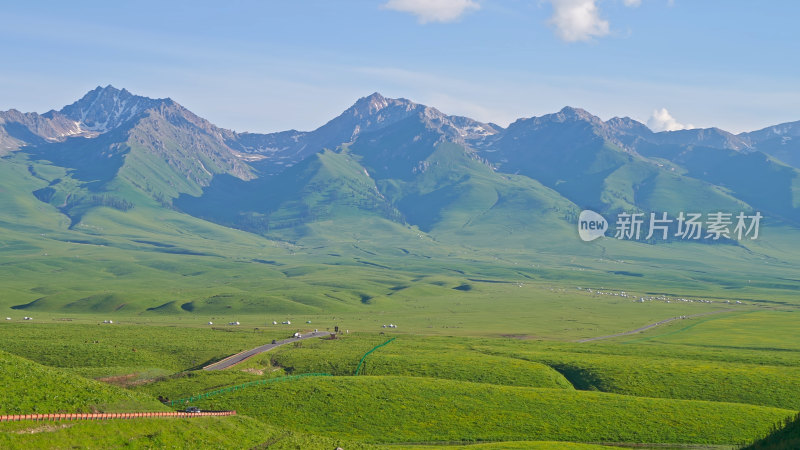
575,287,738,305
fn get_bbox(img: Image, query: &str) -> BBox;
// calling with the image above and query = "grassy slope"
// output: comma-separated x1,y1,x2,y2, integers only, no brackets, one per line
462,310,800,410
267,333,574,389
193,375,793,445
478,344,800,410
1,311,797,448
744,413,800,450
0,351,165,414
362,141,580,251
0,323,291,378
263,331,800,411
393,443,622,450
133,370,292,402
0,415,375,449
5,319,799,410
0,416,617,449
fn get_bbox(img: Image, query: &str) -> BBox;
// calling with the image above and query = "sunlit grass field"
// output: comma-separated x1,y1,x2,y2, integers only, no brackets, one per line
2,154,800,447
192,375,792,445
0,416,375,450
0,350,166,414
1,310,798,447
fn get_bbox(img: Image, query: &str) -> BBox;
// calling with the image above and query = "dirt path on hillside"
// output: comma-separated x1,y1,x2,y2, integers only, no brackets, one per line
576,309,735,343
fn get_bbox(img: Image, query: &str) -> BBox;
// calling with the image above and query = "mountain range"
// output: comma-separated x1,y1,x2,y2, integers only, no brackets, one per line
3,85,798,237
3,85,800,314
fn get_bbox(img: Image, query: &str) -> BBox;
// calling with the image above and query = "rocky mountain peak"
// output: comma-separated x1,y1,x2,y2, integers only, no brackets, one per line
347,92,419,119
354,92,391,114
60,85,163,132
506,106,605,134
606,117,653,138
550,106,605,126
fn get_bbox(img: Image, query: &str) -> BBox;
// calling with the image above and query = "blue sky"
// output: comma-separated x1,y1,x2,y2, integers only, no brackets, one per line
2,1,798,133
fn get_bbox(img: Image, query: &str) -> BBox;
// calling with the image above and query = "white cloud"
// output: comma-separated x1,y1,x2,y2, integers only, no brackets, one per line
623,0,642,7
382,0,480,24
547,0,609,42
647,108,694,132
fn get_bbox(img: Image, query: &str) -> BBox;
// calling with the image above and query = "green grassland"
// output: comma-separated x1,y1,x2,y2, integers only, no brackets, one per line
3,149,800,449
266,333,574,388
0,324,793,448
0,323,291,378
3,317,798,447
0,350,165,414
192,375,793,445
3,151,800,326
745,412,800,450
624,310,800,351
248,330,800,410
476,343,800,410
0,415,375,449
393,443,623,450
133,369,292,402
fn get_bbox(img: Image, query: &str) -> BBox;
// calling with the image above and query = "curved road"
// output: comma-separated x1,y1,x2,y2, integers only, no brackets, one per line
203,331,331,371
576,309,734,343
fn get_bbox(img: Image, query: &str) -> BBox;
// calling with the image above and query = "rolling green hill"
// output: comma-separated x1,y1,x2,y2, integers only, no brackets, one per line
0,350,166,414
193,375,794,445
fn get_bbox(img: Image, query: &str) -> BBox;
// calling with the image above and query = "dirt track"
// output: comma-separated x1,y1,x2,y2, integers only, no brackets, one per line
576,309,734,343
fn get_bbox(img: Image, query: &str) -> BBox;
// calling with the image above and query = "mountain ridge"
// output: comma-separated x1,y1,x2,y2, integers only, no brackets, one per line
4,85,798,155
2,86,800,237
2,86,800,316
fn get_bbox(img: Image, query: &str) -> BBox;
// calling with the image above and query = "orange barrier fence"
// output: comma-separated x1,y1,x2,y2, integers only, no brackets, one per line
0,410,236,422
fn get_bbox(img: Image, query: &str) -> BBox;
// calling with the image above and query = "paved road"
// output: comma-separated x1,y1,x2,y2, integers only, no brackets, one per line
203,331,331,371
576,309,734,343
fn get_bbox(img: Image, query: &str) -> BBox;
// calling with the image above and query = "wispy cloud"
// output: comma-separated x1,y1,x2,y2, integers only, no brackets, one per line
623,0,642,7
382,0,480,24
647,108,694,131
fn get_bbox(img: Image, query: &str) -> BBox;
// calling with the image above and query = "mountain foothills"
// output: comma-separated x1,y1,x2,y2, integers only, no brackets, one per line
1,85,800,315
